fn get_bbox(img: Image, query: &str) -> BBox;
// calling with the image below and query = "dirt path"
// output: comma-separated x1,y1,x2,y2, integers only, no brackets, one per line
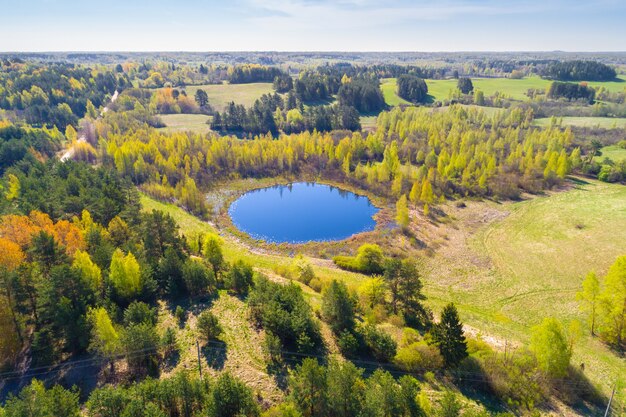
60,90,118,162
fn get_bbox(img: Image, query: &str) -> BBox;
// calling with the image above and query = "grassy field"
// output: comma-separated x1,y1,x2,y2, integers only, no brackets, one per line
422,179,626,394
181,82,275,112
596,145,626,163
381,78,412,106
382,75,626,103
157,113,212,134
534,116,626,129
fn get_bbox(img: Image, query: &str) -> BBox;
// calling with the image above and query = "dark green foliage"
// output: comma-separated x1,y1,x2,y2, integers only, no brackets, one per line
0,124,61,174
226,259,254,295
38,264,94,354
175,305,186,325
209,372,260,417
194,89,209,108
229,65,285,84
120,323,160,376
289,358,328,417
543,60,616,81
321,280,355,334
432,303,468,367
396,75,429,103
7,160,136,224
273,74,294,93
547,81,596,103
124,301,157,326
3,380,80,417
384,259,432,328
248,276,321,353
0,63,128,127
196,310,222,341
141,210,185,263
337,79,385,113
156,247,185,297
182,258,215,296
457,77,474,94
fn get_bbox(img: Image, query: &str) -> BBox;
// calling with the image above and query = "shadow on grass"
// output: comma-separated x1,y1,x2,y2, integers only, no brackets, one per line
203,341,227,370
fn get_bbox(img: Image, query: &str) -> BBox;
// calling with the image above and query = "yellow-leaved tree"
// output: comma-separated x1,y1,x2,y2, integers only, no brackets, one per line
109,249,141,300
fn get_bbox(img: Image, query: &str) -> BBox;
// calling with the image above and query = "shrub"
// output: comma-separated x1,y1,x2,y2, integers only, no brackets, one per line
361,324,397,362
226,259,254,295
394,342,444,372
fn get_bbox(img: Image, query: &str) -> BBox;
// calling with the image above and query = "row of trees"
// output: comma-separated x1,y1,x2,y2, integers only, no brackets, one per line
228,64,286,84
577,255,626,350
547,81,596,103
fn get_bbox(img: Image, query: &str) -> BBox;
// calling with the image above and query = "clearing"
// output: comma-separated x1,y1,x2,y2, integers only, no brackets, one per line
157,114,212,134
181,82,275,112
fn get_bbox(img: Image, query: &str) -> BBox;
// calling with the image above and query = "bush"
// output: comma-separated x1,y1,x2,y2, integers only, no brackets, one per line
333,244,385,275
182,258,215,296
338,330,360,357
394,342,444,372
124,301,157,326
361,324,397,362
175,305,186,326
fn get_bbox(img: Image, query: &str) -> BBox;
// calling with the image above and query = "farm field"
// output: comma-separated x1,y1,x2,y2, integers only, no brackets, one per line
157,113,212,134
534,116,626,129
422,178,626,391
180,82,275,112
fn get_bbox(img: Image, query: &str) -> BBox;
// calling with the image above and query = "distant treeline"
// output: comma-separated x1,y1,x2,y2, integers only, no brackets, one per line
542,60,617,81
228,64,286,84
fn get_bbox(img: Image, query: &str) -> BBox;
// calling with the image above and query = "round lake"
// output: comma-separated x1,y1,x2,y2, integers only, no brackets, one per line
228,182,379,243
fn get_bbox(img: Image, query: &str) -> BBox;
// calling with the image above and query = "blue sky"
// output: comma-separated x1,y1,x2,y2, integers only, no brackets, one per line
0,0,624,51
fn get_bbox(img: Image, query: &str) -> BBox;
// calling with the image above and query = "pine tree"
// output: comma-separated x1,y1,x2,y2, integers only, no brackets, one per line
432,303,467,367
420,179,434,204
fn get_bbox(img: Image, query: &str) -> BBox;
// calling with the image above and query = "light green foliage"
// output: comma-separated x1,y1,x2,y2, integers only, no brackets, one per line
576,271,600,335
87,307,119,357
5,174,20,201
599,255,626,347
292,255,315,285
203,233,224,275
439,390,462,417
395,194,410,229
530,317,571,378
109,249,141,299
72,250,102,291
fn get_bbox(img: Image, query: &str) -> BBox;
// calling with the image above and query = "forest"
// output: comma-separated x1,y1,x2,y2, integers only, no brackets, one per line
0,54,625,417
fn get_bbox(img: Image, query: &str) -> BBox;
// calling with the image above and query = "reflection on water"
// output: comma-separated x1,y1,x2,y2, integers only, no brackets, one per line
228,182,379,243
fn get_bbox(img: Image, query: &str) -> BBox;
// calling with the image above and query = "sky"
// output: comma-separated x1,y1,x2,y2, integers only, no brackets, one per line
0,0,625,52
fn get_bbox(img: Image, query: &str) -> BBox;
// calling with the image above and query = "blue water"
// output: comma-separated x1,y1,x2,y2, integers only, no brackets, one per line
228,182,379,243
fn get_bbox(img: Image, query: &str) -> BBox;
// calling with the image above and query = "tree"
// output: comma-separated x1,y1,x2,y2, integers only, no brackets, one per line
439,390,462,417
530,317,571,378
87,307,119,372
226,259,254,295
432,303,467,367
474,90,485,106
322,280,355,334
396,194,410,229
196,310,222,341
86,99,98,119
123,301,157,326
72,250,102,292
2,380,80,417
109,249,142,300
194,89,209,108
420,179,434,203
396,75,429,103
120,323,160,376
289,358,328,417
599,255,626,349
457,78,474,94
182,258,214,296
210,373,260,417
355,243,385,274
202,234,224,277
409,181,420,205
326,360,365,417
576,271,600,335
